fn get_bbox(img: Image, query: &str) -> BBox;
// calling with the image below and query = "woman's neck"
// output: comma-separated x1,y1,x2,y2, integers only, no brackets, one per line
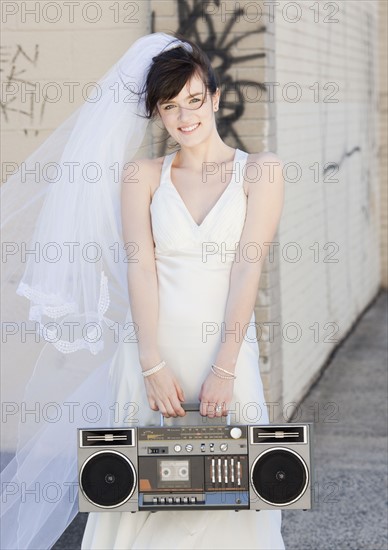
174,138,236,170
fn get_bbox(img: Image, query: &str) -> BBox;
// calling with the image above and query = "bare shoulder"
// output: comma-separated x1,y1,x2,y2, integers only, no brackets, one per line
126,156,163,179
122,155,166,198
244,151,284,195
246,151,284,169
133,156,165,169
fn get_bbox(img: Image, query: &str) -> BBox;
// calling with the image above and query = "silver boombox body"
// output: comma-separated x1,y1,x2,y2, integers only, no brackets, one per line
78,404,314,513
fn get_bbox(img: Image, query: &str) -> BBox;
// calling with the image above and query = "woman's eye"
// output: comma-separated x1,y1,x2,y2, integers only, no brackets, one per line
163,97,201,110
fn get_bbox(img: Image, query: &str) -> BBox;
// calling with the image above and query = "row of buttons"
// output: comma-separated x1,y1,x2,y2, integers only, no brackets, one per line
174,443,228,453
152,496,197,504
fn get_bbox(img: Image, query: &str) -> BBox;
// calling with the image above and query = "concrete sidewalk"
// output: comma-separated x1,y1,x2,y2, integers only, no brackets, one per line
54,291,388,550
281,290,388,550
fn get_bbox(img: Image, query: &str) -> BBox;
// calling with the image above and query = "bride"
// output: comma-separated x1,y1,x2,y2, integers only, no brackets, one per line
1,32,285,549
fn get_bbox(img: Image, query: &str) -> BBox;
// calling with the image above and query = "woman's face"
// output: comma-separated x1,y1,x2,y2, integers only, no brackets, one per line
156,72,220,146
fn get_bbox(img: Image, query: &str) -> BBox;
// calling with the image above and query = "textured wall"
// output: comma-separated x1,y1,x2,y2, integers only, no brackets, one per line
378,0,387,288
1,2,153,163
273,0,381,405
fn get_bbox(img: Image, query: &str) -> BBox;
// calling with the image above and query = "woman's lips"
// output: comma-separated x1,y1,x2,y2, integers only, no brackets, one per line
178,123,200,134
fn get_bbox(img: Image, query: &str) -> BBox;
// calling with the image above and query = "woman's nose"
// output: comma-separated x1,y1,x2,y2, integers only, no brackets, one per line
177,106,193,121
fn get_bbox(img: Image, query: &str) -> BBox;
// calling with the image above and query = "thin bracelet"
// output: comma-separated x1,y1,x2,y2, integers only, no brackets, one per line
211,365,234,379
212,363,237,379
142,360,166,378
211,365,236,380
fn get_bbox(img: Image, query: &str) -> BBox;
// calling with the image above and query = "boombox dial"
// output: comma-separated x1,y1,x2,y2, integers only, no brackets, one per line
230,427,242,439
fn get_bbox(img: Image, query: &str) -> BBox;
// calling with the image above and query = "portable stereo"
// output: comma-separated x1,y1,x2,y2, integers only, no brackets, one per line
77,403,314,512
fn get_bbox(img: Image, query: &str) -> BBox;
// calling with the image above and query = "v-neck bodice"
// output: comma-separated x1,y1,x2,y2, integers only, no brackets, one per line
167,147,240,228
150,148,249,263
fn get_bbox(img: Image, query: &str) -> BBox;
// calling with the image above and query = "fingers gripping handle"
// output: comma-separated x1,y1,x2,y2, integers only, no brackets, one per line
160,402,231,427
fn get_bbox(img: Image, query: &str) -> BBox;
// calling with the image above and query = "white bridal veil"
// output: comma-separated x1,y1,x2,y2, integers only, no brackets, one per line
1,32,192,549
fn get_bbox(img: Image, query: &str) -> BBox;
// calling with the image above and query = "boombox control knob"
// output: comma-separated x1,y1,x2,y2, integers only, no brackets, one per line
185,444,193,452
220,443,228,452
174,444,182,452
230,427,242,440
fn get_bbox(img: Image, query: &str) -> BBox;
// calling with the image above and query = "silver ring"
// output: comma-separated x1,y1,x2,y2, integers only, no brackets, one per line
215,404,222,412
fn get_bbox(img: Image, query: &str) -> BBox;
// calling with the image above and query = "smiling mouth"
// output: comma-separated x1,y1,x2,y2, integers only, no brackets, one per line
179,123,200,134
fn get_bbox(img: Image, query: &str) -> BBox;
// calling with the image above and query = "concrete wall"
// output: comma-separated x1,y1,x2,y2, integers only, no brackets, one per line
1,1,154,164
378,0,388,288
274,0,382,405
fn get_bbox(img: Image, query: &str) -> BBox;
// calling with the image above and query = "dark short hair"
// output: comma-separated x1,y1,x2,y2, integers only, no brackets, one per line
143,32,219,120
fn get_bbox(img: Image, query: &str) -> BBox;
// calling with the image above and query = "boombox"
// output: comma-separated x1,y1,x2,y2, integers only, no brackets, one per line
77,404,314,512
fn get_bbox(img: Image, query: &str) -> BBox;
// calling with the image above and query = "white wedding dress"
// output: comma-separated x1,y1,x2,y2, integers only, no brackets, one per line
81,148,285,550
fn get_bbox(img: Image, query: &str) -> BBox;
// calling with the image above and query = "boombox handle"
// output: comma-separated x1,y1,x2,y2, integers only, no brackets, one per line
160,402,231,427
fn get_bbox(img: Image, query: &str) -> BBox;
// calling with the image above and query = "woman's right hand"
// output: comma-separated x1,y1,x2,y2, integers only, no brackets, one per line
142,365,186,417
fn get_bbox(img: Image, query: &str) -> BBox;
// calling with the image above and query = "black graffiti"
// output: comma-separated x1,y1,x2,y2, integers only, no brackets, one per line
151,0,266,155
0,44,48,135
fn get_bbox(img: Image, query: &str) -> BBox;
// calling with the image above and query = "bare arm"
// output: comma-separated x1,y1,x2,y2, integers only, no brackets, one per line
121,159,161,368
121,159,185,417
214,152,285,371
199,152,284,417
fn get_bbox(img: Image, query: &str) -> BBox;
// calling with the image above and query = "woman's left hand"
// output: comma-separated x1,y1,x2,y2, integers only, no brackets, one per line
198,370,234,417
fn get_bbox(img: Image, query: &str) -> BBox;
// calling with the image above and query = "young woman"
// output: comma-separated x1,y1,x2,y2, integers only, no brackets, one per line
81,34,285,549
1,32,284,549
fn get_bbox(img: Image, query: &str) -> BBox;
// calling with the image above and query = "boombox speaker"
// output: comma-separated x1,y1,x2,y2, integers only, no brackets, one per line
78,404,314,512
248,424,312,509
78,427,138,511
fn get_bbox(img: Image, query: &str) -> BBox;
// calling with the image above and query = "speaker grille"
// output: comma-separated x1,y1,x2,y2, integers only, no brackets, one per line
251,448,308,505
80,450,136,508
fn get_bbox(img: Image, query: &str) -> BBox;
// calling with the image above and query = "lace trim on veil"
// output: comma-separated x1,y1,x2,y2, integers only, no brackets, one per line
15,271,110,355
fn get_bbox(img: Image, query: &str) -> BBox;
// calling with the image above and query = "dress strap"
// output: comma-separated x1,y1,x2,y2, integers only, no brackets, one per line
160,151,177,186
234,148,249,188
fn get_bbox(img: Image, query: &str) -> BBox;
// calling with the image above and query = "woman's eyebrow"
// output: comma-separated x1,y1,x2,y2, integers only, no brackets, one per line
160,92,203,105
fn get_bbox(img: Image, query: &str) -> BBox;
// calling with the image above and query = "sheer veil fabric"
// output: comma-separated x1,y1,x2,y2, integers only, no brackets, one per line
0,33,193,550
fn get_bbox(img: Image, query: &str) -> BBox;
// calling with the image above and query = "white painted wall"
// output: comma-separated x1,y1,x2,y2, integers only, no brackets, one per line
274,0,381,404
